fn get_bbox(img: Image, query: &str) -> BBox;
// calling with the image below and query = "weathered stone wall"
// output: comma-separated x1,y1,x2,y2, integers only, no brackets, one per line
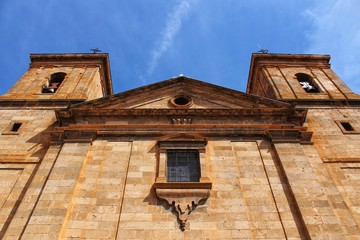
301,108,360,237
1,138,310,239
114,139,303,239
0,131,360,239
249,64,359,100
2,126,360,239
273,143,356,239
0,66,104,101
2,53,360,239
305,108,360,162
1,113,360,239
0,109,57,239
0,109,56,162
94,139,298,239
60,140,132,239
21,142,91,239
325,162,360,228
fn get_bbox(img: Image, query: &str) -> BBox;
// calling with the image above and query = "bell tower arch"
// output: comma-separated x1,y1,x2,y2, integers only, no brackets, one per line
0,53,113,105
246,53,360,102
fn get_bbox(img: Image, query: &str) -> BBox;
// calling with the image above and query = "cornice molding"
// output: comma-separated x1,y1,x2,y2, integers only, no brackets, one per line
268,129,313,145
56,107,307,126
0,99,84,108
50,124,312,144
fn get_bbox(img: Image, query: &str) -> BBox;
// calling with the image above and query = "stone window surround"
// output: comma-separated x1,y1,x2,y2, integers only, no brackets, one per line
168,95,194,109
153,138,212,231
335,120,359,134
154,139,211,186
2,121,27,135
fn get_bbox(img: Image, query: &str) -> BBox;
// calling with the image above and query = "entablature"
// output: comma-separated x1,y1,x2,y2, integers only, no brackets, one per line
56,107,308,126
50,124,312,145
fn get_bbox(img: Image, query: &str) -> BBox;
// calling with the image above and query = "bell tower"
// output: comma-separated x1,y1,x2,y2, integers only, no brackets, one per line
246,53,360,165
0,53,113,105
246,53,360,103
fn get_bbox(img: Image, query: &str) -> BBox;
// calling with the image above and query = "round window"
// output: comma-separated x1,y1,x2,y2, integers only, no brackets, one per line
174,96,190,105
169,95,193,108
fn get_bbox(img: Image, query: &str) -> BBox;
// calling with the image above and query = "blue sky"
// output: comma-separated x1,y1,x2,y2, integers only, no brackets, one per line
0,0,359,95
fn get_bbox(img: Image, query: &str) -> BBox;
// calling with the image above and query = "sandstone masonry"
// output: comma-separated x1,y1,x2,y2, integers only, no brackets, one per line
0,53,360,239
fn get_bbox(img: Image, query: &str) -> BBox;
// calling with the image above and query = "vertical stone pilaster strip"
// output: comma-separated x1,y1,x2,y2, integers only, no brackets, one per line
58,140,133,239
257,140,307,239
232,141,286,239
273,142,347,239
21,142,91,239
2,144,62,240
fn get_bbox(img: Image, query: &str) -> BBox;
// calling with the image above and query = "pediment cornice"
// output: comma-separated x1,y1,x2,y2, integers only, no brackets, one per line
66,76,291,110
51,77,312,144
56,107,307,127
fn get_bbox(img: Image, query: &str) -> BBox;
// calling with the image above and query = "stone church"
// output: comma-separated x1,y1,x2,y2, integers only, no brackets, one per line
0,53,360,239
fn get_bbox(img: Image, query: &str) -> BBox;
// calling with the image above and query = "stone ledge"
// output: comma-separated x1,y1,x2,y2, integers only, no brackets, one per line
153,181,212,190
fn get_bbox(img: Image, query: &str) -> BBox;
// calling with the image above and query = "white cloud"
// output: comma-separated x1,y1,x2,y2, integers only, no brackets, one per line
140,0,198,84
303,0,360,93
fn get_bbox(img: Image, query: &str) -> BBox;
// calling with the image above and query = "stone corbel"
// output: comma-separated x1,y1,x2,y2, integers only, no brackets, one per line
299,130,313,144
50,131,64,143
51,129,97,143
154,135,211,230
268,129,313,145
155,187,210,231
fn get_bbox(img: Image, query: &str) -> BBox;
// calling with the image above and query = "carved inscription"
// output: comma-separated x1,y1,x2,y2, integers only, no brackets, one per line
171,117,192,125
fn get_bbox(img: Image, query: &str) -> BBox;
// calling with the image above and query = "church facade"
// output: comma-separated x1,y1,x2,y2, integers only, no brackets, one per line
0,53,360,239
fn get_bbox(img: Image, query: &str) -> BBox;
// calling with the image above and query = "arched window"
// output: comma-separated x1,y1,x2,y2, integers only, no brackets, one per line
42,72,66,93
295,73,320,93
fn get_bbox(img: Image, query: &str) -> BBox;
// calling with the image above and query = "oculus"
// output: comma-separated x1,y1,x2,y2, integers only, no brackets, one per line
169,95,193,108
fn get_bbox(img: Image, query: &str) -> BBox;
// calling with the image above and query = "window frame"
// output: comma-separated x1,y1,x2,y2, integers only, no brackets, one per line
153,136,212,230
154,138,211,189
166,149,200,182
2,121,26,135
335,120,359,134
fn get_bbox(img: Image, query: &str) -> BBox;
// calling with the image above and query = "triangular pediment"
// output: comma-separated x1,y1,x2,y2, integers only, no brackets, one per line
54,76,309,140
71,76,290,110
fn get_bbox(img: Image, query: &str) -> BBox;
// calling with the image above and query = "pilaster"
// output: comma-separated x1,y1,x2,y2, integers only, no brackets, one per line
273,142,347,239
21,142,91,239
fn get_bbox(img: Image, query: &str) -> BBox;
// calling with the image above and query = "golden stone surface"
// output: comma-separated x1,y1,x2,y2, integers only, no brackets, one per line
0,53,360,239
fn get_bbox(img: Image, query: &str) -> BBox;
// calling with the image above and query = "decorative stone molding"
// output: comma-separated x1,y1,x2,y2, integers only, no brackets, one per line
335,120,360,134
268,129,313,144
56,108,308,127
50,132,64,143
298,131,313,144
2,121,27,135
169,95,194,109
153,134,212,230
154,182,211,231
51,130,97,143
